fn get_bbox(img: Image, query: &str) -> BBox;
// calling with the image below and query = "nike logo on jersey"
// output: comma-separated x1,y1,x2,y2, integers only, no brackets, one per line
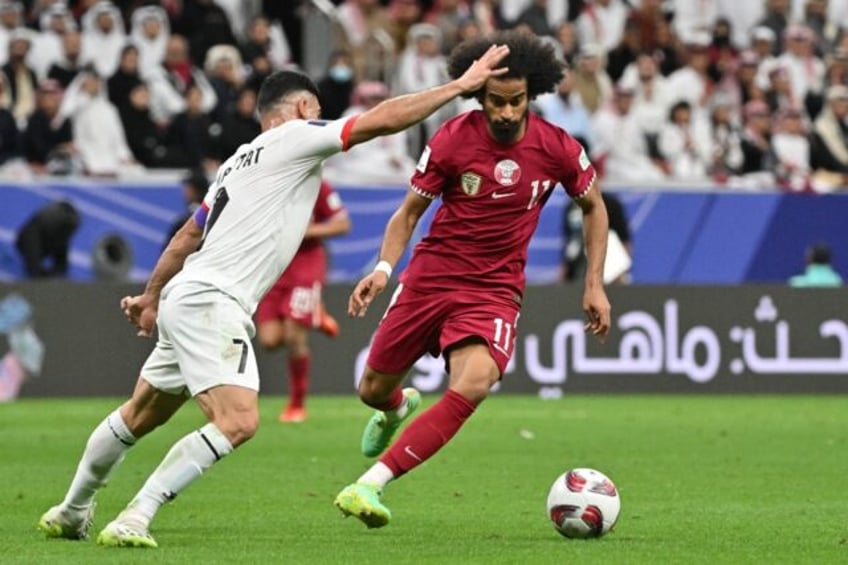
404,445,423,462
492,191,516,199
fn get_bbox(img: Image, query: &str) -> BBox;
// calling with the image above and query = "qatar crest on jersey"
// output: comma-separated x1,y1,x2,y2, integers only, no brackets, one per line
460,172,482,196
494,159,521,186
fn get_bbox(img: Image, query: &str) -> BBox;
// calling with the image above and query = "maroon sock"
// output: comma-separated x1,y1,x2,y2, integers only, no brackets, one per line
367,387,404,412
380,389,476,477
288,354,310,408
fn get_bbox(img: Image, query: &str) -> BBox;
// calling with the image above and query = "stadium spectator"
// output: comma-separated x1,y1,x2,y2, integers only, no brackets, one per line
605,15,642,83
707,17,738,85
576,0,629,56
256,180,351,423
3,29,37,126
591,84,665,181
79,1,125,79
240,16,292,71
328,80,417,181
764,65,800,115
665,32,715,112
708,95,744,178
334,0,392,81
162,84,215,169
515,0,552,37
652,16,682,76
719,49,762,111
721,1,765,49
208,86,260,163
129,5,169,76
146,34,217,124
810,84,848,182
626,0,664,53
395,23,454,156
425,0,469,56
46,29,82,89
536,70,593,152
333,31,610,529
553,21,579,65
739,99,776,181
0,1,22,66
29,2,76,80
60,67,135,176
21,79,71,173
789,243,844,287
571,43,613,114
669,0,718,43
751,25,779,87
204,44,245,121
758,0,791,54
778,24,824,104
472,0,504,35
107,44,142,113
37,45,511,548
772,106,811,190
621,53,673,153
171,0,237,68
214,0,262,43
658,100,713,180
0,73,17,163
119,84,168,168
15,200,79,278
385,0,426,54
316,50,357,121
801,0,838,54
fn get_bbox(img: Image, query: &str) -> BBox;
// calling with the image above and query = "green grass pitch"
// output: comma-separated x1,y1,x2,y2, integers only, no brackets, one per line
2,395,847,564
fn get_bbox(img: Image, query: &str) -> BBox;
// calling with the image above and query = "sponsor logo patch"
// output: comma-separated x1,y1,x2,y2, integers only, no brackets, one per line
416,145,432,173
460,172,482,196
578,147,591,171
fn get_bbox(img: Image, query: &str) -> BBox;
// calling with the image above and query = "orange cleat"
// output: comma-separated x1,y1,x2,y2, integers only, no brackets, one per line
318,306,340,338
279,405,307,423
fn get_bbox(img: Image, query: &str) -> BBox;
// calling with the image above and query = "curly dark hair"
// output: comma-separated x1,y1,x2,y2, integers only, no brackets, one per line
447,31,564,100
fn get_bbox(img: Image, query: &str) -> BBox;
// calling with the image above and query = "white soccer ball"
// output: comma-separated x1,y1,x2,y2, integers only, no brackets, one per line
546,468,620,539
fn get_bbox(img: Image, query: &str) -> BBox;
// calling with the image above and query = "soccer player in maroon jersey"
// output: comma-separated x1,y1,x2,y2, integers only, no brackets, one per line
255,180,351,423
334,30,612,528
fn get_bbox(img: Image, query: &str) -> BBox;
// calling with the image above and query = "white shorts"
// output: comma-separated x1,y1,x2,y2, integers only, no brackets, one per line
140,282,259,397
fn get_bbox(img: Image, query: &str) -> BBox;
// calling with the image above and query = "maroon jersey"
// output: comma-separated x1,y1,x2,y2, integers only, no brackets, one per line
401,110,596,301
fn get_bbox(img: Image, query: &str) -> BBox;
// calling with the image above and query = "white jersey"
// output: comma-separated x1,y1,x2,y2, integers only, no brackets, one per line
166,116,356,314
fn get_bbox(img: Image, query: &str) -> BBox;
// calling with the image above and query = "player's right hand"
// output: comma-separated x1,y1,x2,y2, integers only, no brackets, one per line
456,44,510,94
348,272,389,318
120,293,158,338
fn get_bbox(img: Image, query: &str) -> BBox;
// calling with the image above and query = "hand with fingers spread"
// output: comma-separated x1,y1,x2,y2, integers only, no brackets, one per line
120,293,158,338
582,286,611,343
455,44,511,94
348,271,389,318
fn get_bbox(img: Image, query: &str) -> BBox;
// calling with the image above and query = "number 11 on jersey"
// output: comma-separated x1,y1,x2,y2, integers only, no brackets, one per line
492,317,515,355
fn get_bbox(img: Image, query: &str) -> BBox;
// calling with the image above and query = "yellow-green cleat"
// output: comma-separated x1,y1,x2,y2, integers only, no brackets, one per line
96,510,158,548
361,387,420,457
334,483,391,528
38,504,95,540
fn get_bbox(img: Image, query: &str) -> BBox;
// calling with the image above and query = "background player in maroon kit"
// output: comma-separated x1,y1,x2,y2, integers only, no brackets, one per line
335,31,612,528
256,180,351,423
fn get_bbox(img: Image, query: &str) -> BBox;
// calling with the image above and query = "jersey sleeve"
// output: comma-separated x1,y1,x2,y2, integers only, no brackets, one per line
559,132,597,199
408,125,453,199
286,115,359,161
312,181,345,223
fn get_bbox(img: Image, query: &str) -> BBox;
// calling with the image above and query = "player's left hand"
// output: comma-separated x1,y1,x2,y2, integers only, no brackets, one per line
120,293,158,338
582,286,611,343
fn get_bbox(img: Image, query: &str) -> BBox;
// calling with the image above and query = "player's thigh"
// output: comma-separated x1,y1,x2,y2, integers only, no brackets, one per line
164,286,260,397
366,284,444,376
121,375,189,437
194,384,259,447
446,339,500,404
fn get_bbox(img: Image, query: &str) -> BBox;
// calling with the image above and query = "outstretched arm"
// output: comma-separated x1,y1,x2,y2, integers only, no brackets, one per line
348,190,432,317
346,44,509,148
120,216,204,337
574,181,611,341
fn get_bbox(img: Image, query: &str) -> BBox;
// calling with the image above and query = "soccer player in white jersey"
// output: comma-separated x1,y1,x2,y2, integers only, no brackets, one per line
36,45,511,549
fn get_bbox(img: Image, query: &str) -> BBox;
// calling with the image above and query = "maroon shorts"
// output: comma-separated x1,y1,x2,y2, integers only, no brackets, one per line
255,280,322,329
367,284,521,375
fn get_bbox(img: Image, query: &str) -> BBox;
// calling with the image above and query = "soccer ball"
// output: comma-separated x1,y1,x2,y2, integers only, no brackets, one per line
546,468,620,539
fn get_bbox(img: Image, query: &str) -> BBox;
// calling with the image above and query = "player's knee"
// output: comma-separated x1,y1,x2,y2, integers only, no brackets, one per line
256,330,280,350
216,413,260,447
453,368,499,405
357,368,394,404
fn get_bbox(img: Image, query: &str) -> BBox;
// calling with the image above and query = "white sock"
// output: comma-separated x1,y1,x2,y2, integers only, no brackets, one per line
386,395,409,422
62,409,136,510
129,423,233,525
357,462,395,489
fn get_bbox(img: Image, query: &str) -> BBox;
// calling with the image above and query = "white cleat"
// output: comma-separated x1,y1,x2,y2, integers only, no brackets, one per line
96,509,158,548
37,503,95,540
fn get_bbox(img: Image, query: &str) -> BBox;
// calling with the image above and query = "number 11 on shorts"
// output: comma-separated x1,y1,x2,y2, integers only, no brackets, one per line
492,317,514,356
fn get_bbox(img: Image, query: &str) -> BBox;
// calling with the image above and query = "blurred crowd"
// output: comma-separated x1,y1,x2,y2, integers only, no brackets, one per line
4,0,848,192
